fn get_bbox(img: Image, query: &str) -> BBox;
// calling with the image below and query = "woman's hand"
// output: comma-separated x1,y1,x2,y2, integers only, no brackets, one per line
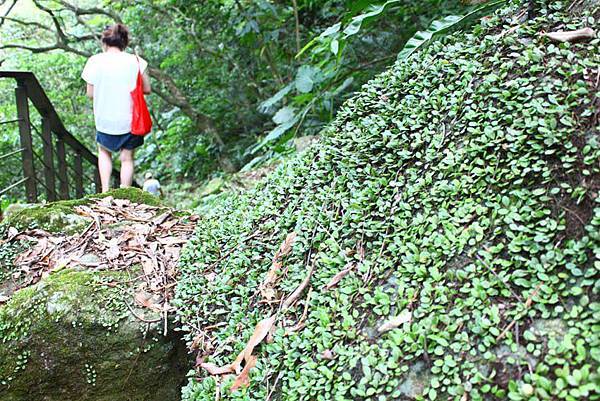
142,71,151,95
86,83,94,99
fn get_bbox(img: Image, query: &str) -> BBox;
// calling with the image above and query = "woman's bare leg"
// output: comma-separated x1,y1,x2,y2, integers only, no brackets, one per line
98,146,113,193
119,148,135,187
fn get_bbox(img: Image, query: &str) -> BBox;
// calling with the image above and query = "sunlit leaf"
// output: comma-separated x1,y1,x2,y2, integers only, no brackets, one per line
397,0,506,61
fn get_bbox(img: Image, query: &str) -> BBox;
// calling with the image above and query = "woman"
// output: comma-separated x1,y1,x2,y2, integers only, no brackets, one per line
81,24,151,192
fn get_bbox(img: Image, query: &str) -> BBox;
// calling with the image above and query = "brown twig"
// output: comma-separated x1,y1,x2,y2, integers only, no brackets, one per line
286,287,312,333
476,254,523,302
496,284,542,341
265,371,283,401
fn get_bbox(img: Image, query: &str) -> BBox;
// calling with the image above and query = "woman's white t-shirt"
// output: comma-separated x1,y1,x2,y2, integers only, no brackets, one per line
82,52,148,135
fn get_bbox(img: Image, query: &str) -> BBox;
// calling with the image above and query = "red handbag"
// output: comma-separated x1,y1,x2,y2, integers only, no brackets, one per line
131,56,152,136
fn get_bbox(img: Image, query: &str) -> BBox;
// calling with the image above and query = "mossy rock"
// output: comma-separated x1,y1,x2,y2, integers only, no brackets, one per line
0,205,90,234
0,188,160,235
0,269,187,401
0,188,180,400
92,187,161,208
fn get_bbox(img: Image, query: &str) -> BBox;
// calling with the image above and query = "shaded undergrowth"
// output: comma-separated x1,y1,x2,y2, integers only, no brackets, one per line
176,2,599,400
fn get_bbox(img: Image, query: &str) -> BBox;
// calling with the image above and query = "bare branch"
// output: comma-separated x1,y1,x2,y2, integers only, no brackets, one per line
54,0,123,24
1,5,97,45
0,43,63,53
0,42,92,57
33,0,68,43
0,16,53,32
68,33,97,43
0,0,17,29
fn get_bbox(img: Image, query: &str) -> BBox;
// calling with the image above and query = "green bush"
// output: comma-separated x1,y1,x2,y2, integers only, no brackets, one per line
176,1,600,400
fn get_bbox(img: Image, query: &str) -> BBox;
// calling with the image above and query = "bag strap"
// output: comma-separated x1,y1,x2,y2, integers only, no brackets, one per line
135,54,141,74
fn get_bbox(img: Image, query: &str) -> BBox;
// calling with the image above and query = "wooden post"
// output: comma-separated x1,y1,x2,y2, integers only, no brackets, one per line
74,150,84,198
15,84,37,203
41,117,56,201
55,136,69,200
94,169,101,194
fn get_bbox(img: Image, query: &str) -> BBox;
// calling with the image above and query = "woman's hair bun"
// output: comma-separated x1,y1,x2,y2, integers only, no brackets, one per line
101,23,129,50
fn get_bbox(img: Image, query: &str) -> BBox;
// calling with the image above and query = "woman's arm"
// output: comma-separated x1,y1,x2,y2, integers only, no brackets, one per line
142,71,151,94
86,84,94,99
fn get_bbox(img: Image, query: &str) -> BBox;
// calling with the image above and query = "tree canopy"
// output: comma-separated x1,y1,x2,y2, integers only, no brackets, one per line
0,0,472,184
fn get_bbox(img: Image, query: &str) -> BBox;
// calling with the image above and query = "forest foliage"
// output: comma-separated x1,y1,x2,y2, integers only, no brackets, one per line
0,0,598,400
0,0,476,196
175,1,600,399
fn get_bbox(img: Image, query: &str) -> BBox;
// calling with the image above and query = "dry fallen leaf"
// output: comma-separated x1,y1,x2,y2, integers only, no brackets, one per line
282,260,315,310
5,197,196,331
160,219,178,231
93,205,118,217
74,205,96,217
321,349,334,360
201,315,276,379
141,257,155,275
15,237,49,266
544,27,595,42
7,227,19,240
164,246,181,261
323,264,354,290
106,243,120,260
230,355,257,391
114,198,131,208
190,336,205,351
134,291,154,308
259,232,297,300
231,315,276,372
135,223,153,236
152,212,170,226
157,236,187,246
377,310,412,333
276,232,297,257
199,362,235,375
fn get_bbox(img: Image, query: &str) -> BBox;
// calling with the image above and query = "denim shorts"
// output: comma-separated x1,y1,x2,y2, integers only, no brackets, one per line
96,131,144,152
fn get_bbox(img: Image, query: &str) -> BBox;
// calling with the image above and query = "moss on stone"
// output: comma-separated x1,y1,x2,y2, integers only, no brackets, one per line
0,268,187,401
91,187,161,207
0,203,91,234
0,188,161,235
0,187,182,400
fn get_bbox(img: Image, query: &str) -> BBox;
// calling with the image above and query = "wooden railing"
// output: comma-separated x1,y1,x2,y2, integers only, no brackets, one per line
0,71,124,204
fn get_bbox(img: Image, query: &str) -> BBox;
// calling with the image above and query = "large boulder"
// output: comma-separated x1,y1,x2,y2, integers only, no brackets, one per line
0,269,187,401
1,188,161,234
0,188,189,400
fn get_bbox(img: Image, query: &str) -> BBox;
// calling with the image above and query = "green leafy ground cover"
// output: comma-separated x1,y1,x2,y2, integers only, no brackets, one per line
176,1,599,400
